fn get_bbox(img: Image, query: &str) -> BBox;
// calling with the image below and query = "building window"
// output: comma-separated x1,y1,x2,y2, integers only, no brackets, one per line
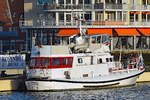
84,13,91,20
142,14,146,22
95,0,102,3
123,12,126,21
59,0,64,4
147,15,150,21
59,13,64,21
79,0,83,4
0,27,2,31
30,59,36,66
38,0,50,5
66,0,71,4
85,0,91,4
10,40,15,51
135,14,138,22
43,33,48,45
130,13,134,22
8,27,12,32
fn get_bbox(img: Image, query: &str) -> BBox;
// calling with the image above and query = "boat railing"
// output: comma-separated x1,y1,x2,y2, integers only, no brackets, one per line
114,61,123,70
111,57,142,72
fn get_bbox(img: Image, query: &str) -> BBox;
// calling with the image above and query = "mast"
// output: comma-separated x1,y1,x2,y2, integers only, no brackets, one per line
79,13,82,36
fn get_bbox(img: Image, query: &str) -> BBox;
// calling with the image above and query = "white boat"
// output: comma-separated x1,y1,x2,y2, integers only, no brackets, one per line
25,15,145,91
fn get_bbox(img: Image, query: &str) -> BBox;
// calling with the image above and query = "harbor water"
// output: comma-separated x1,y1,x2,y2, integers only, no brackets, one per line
0,82,150,100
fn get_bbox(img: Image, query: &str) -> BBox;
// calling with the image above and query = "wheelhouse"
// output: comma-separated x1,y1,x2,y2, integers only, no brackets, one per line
29,57,73,69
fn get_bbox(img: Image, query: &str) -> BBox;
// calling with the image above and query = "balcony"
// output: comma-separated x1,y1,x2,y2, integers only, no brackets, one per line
42,3,125,11
42,4,92,10
20,19,150,28
39,4,150,12
129,5,150,10
39,3,150,12
141,5,150,10
41,3,104,11
130,21,150,26
105,4,122,9
92,21,125,26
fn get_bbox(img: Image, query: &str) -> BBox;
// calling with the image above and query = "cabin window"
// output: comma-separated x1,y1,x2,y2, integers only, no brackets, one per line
110,58,113,62
78,58,83,63
69,58,73,65
36,59,41,66
91,37,96,43
43,59,50,67
62,58,68,65
97,58,102,64
52,58,61,66
97,36,101,43
106,58,109,62
30,59,35,66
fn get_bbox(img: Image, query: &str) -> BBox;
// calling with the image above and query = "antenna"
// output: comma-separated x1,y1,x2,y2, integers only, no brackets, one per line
72,12,86,36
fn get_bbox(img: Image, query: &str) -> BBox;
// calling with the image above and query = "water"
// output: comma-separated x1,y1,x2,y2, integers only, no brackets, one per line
0,83,150,100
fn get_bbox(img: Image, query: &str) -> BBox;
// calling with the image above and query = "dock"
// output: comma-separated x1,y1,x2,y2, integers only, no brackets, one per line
0,69,25,92
0,78,25,92
136,72,150,83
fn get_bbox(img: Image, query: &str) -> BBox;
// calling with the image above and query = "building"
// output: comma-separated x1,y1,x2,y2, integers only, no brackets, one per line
21,0,150,52
0,0,27,54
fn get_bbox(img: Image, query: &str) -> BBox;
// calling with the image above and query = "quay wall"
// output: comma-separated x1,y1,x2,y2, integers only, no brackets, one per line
136,72,150,83
0,79,25,91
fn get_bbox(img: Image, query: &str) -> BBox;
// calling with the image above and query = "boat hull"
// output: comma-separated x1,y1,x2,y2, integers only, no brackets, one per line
25,70,143,91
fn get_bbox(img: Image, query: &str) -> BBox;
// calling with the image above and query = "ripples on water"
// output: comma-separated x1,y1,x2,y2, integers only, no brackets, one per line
0,83,150,100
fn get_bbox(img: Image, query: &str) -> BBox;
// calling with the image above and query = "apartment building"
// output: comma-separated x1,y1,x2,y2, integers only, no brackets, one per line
0,0,27,54
21,0,150,51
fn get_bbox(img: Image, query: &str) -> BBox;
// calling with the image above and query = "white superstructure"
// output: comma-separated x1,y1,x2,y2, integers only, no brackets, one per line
26,34,145,91
25,12,145,91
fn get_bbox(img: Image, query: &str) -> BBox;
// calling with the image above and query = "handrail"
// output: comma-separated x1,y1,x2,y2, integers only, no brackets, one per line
40,3,150,10
19,20,150,27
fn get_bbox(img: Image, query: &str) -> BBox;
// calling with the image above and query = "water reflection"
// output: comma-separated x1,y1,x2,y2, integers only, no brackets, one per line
29,83,150,100
0,83,150,100
0,92,35,100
